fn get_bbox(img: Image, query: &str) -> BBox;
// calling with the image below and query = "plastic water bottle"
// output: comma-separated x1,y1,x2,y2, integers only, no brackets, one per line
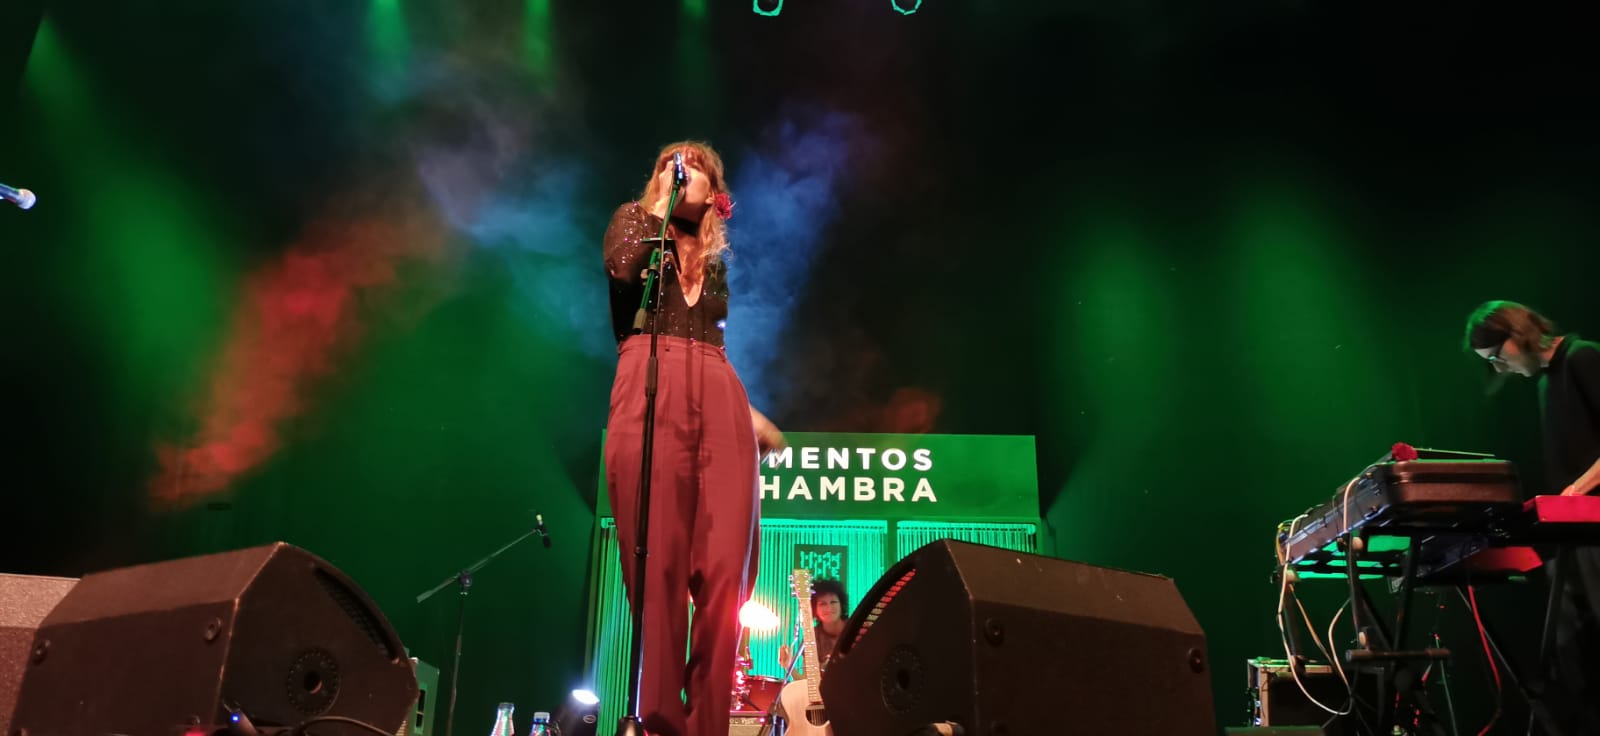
528,711,551,736
490,702,515,736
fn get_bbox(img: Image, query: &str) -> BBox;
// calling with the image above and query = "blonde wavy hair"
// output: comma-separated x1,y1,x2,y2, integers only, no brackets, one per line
637,141,732,277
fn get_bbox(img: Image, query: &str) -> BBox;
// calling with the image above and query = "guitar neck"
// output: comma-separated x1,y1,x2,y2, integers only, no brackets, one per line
796,592,824,704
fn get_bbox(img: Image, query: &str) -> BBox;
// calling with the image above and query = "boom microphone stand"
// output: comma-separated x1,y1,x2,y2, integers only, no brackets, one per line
417,513,553,736
614,154,686,736
754,634,806,736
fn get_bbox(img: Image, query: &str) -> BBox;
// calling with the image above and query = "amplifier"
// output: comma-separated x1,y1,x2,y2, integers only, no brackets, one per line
398,657,439,736
1248,658,1347,735
729,713,768,736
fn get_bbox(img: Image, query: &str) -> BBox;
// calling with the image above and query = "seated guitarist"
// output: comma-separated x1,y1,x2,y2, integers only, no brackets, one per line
1464,300,1600,734
779,578,849,675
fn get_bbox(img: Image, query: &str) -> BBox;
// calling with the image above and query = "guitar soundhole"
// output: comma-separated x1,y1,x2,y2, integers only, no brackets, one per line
880,645,924,715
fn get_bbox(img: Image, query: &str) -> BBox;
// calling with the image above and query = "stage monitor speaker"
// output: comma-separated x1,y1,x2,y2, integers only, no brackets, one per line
0,574,77,736
819,539,1216,736
10,542,418,736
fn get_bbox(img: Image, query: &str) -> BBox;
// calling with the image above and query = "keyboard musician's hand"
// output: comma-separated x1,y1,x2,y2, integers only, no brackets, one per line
1561,484,1584,496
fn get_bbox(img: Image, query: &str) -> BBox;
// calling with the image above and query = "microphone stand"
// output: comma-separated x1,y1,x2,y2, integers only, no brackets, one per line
417,517,553,736
614,170,684,736
754,636,806,736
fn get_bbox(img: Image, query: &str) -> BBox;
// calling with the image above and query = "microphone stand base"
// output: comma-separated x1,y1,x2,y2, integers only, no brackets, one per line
614,716,650,736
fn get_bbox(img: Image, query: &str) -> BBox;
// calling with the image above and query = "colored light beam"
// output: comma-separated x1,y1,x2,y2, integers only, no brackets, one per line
150,212,447,506
420,153,613,359
367,0,409,79
725,111,867,411
524,0,553,80
406,60,612,356
676,0,715,120
21,19,233,401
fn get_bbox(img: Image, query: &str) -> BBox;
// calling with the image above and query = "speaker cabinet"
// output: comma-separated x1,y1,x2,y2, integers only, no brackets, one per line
819,539,1215,736
0,574,77,736
10,543,417,736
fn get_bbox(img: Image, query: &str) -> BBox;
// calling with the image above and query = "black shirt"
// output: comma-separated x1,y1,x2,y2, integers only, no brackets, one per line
814,626,839,671
1539,335,1600,490
602,202,729,347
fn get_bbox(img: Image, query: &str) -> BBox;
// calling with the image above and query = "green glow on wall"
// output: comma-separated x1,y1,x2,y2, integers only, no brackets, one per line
1044,214,1179,560
21,19,232,399
1228,188,1374,424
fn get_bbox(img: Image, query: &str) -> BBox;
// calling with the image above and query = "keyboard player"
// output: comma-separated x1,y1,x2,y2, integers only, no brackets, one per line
1465,300,1600,733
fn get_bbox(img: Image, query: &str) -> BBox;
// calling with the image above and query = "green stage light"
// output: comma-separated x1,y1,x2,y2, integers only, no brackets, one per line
367,0,408,75
524,0,552,80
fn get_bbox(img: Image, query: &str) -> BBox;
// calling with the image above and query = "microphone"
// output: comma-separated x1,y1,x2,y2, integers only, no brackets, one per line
672,152,687,187
1,182,36,210
535,513,552,548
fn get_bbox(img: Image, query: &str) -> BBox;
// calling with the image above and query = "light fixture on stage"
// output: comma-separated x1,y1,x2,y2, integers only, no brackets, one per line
733,600,781,712
739,599,780,631
552,689,599,736
738,599,780,660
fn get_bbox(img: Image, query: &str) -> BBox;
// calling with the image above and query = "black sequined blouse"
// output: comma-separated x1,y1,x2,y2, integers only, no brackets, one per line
603,201,729,347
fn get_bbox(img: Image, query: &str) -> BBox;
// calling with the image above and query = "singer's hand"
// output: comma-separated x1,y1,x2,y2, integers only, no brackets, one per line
751,407,788,457
778,644,793,671
648,166,676,219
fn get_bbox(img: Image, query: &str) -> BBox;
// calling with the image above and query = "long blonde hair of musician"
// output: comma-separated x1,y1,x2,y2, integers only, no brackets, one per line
637,141,731,279
1462,300,1558,354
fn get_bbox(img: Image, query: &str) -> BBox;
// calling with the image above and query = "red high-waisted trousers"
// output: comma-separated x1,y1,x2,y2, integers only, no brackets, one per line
605,335,760,736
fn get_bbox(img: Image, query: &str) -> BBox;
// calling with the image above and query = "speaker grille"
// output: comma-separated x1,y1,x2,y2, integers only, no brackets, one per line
847,568,915,650
879,644,924,716
314,569,399,660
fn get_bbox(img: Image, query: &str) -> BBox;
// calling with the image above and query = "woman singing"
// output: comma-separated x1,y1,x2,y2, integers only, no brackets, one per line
602,141,786,736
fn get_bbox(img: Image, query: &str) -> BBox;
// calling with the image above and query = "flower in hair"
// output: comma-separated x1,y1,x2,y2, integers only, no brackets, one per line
713,192,735,220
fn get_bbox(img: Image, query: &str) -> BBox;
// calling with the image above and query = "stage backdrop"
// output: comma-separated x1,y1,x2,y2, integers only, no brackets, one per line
6,2,1597,731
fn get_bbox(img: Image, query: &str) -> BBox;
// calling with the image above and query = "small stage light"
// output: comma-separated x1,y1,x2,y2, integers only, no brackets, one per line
553,688,600,736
